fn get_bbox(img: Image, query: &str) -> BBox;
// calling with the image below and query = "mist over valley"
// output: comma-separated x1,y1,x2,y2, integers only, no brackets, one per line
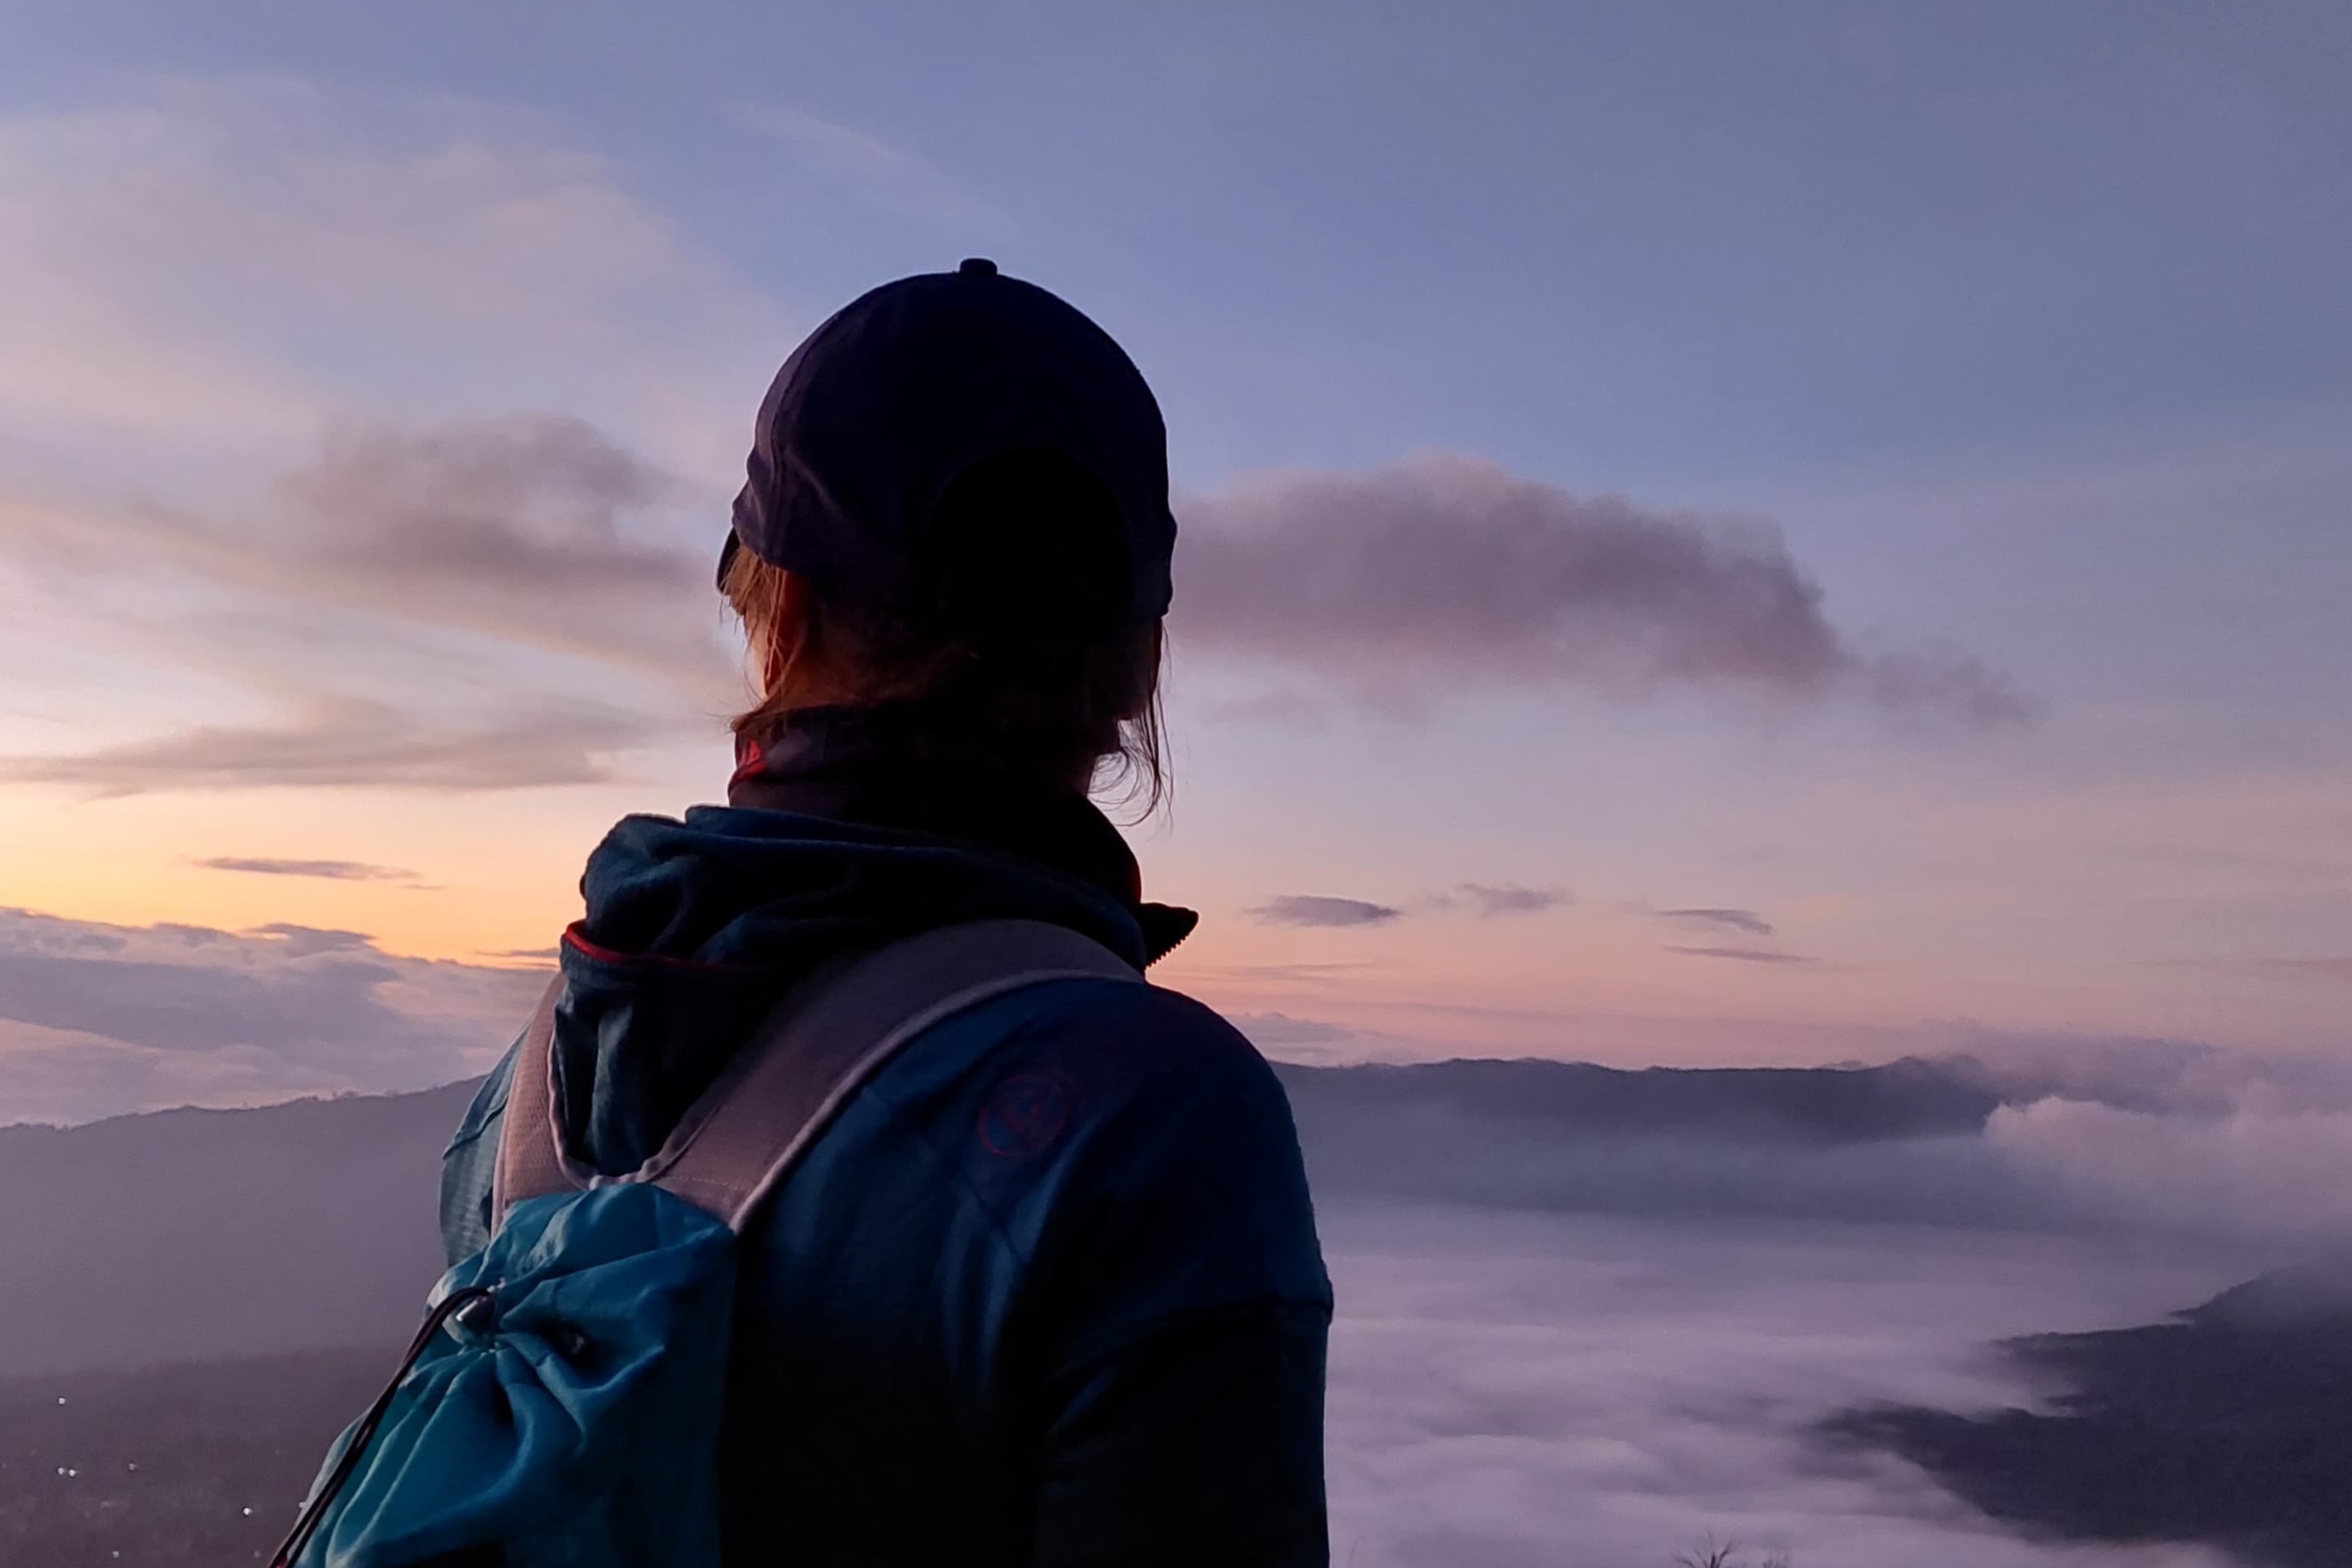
4,1050,2346,1565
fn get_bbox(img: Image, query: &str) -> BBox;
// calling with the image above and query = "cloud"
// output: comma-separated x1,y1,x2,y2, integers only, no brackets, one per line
0,413,722,793
2251,957,2352,984
1320,1203,2240,1568
1985,1097,2352,1246
1230,1011,1359,1053
2166,956,2352,987
0,87,774,801
1448,883,1571,916
734,105,1017,238
1667,945,1815,965
196,857,419,883
1659,908,1776,937
0,908,543,1123
9,415,722,686
1927,1024,2352,1119
1256,883,1683,930
258,416,719,680
0,696,651,794
1251,895,1405,928
1248,883,1570,927
1175,455,2034,725
0,83,774,448
1278,1038,2352,1255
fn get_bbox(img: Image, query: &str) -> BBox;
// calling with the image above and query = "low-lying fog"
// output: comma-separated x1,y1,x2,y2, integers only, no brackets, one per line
1323,1200,2244,1567
6,1037,2350,1565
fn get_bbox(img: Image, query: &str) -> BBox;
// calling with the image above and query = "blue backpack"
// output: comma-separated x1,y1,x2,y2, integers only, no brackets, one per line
274,920,1137,1568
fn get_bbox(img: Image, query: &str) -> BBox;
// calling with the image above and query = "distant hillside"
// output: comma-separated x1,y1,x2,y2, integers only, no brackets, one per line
1274,1054,1999,1145
0,1085,471,1376
1272,1055,2019,1220
0,1348,387,1566
1825,1256,2352,1568
0,1055,2011,1376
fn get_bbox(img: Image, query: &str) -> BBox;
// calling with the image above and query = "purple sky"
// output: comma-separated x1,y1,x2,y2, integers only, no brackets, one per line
0,1,2346,1118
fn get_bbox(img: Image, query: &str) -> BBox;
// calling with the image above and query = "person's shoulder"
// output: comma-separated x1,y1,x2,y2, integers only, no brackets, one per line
991,975,1313,1202
1032,972,1254,1046
983,975,1332,1335
1010,974,1286,1107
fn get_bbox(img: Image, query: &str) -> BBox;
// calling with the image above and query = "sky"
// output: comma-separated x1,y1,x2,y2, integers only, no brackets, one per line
0,0,2347,1117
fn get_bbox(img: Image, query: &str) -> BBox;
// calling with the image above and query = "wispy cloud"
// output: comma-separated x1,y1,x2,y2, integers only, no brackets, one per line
269,416,705,661
244,923,376,955
1250,885,1569,927
734,105,1017,238
1666,945,1815,965
196,856,419,883
0,411,720,794
0,907,542,1121
1230,1011,1356,1046
1177,455,2035,726
0,84,764,448
1450,882,1571,916
93,415,721,686
2248,957,2352,984
2155,956,2352,988
1250,896,1405,929
2,697,651,795
1658,908,1775,937
0,89,767,801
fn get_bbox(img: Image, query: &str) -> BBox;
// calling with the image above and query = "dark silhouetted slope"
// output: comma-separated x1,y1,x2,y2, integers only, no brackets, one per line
1273,1056,2027,1223
1825,1257,2352,1568
0,1057,2031,1376
0,1348,387,1566
0,1085,472,1376
1274,1056,1998,1144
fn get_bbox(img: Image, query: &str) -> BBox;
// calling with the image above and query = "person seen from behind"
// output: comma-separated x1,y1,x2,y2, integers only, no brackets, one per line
437,258,1334,1565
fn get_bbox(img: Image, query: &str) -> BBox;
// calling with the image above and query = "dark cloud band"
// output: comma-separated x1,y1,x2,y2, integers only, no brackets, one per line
1659,908,1775,937
2,698,649,795
1666,944,1815,965
1177,455,2033,725
1251,896,1405,929
1454,883,1570,916
196,857,418,883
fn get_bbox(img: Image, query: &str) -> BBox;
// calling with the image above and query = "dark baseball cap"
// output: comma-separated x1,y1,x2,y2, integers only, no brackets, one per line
720,258,1176,626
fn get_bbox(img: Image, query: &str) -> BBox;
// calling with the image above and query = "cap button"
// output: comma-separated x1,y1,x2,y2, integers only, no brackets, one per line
957,257,998,277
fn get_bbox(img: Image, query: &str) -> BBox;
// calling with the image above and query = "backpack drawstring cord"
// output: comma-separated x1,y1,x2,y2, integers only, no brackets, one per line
269,1285,497,1568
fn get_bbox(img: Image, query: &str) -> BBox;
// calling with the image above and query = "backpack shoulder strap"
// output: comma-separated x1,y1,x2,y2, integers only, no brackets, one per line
492,918,1139,1234
489,977,565,1231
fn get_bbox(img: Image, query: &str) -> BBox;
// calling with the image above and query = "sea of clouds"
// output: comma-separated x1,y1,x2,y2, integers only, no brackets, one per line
1289,1047,2348,1565
1322,1202,2247,1567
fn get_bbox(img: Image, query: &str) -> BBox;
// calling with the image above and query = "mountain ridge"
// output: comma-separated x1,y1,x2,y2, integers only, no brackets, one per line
0,1054,2078,1377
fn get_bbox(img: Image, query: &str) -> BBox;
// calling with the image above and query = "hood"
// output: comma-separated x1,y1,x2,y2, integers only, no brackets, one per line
550,704,1194,1175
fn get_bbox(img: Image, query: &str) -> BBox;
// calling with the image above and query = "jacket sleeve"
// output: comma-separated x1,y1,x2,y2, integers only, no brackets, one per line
436,1043,517,1265
1017,989,1335,1567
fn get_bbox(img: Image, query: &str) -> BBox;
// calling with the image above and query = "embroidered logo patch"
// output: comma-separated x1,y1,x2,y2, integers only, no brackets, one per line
977,1072,1074,1157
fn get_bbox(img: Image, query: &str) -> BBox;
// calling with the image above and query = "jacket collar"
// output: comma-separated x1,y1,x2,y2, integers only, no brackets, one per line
726,703,1196,963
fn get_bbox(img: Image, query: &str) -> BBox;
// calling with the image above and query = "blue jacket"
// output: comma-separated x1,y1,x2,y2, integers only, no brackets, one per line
438,706,1332,1565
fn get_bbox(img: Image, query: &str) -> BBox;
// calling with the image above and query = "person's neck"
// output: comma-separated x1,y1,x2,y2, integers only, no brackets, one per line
727,701,1138,900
